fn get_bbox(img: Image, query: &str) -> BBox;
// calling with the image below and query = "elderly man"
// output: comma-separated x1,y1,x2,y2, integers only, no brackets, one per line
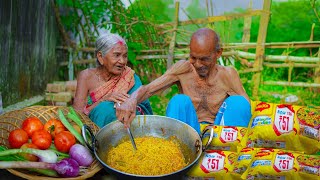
116,28,251,133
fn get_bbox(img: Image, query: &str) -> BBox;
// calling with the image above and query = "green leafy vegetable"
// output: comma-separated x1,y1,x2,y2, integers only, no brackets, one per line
58,109,85,145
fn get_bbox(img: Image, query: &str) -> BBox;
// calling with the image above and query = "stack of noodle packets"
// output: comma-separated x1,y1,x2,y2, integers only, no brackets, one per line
245,101,320,154
187,101,319,179
241,148,320,180
187,125,248,179
187,150,238,179
200,124,248,152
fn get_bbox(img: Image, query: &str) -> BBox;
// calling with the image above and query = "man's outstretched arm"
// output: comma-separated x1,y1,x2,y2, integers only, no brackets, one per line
116,60,192,127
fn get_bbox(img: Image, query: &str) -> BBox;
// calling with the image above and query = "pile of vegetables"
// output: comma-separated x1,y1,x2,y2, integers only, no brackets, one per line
0,107,94,178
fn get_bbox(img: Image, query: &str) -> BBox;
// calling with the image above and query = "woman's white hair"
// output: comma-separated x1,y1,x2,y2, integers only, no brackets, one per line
95,33,127,65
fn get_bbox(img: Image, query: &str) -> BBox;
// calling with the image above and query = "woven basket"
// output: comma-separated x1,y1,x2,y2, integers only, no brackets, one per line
0,106,102,180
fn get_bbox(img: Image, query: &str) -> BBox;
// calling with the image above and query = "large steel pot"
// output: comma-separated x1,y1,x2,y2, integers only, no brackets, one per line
82,115,213,180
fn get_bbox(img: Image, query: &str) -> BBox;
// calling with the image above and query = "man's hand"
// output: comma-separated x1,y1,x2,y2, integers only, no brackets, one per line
103,92,130,103
115,98,137,128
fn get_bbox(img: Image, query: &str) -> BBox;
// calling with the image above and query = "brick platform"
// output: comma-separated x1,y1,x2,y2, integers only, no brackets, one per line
45,80,77,106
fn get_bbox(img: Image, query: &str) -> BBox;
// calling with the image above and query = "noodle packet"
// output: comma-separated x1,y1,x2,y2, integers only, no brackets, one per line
296,154,320,179
200,124,247,152
231,147,279,179
250,100,258,116
187,150,237,179
231,147,257,178
296,106,320,152
246,101,320,154
241,148,320,180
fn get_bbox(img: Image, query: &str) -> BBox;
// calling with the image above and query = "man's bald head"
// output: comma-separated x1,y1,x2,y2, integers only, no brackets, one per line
190,28,221,53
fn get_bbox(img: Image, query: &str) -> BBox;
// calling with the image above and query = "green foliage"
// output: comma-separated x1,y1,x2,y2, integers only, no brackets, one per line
149,85,179,115
127,42,142,66
250,0,320,48
129,0,173,23
185,0,206,18
245,0,320,106
56,0,320,114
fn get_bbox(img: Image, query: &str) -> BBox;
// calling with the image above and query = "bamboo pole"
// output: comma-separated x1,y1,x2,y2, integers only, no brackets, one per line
315,48,320,90
309,23,315,56
263,81,320,88
204,41,320,49
167,1,180,69
240,1,252,66
58,49,319,67
242,16,252,50
242,1,252,51
59,52,318,65
136,54,188,60
238,68,261,74
237,51,320,63
263,62,320,68
134,51,237,60
158,9,266,28
288,63,293,82
252,0,271,100
55,41,320,53
60,58,95,66
225,42,320,49
56,46,95,52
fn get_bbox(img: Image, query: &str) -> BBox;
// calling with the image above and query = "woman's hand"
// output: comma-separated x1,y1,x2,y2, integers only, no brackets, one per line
116,98,137,128
103,92,130,103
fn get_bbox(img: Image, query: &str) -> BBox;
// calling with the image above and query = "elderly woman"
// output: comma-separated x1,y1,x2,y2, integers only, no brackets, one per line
73,33,152,128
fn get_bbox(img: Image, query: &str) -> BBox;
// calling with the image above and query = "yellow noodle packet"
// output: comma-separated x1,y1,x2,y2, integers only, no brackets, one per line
296,106,320,152
296,153,320,179
231,147,257,178
187,150,237,179
200,124,247,152
231,147,280,179
246,101,320,154
241,149,320,180
250,100,258,115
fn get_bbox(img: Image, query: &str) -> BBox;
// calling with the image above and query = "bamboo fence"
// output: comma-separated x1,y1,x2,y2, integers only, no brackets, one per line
57,0,320,100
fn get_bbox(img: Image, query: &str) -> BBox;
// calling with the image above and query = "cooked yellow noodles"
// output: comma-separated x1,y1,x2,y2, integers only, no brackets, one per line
105,136,187,175
297,107,320,129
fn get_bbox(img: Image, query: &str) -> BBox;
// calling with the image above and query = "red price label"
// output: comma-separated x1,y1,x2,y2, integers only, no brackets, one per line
273,154,294,172
200,152,225,173
207,158,220,171
220,127,238,143
274,106,294,135
279,116,290,131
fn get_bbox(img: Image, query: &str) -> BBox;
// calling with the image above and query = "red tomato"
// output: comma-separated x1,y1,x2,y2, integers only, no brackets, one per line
44,119,67,139
20,143,39,161
31,130,52,150
22,117,44,137
54,131,76,153
8,129,29,148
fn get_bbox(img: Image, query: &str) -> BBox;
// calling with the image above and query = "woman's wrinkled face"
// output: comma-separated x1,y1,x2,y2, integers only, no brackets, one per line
100,43,128,75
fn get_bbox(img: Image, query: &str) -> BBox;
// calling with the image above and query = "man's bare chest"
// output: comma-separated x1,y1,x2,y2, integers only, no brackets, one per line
180,77,228,107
